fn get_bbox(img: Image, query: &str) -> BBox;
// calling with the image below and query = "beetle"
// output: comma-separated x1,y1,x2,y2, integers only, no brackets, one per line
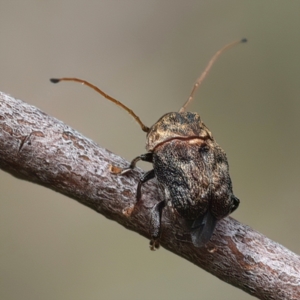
50,38,246,250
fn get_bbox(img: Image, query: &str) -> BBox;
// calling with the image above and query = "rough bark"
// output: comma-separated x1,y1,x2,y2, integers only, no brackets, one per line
0,91,299,299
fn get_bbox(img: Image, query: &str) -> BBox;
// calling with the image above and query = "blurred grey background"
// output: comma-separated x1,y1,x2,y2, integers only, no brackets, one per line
0,1,299,299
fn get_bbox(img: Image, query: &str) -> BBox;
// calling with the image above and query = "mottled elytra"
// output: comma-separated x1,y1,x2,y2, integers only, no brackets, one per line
50,38,246,250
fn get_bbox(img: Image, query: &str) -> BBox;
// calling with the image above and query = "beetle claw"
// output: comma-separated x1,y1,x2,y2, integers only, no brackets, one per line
150,239,160,251
120,168,132,175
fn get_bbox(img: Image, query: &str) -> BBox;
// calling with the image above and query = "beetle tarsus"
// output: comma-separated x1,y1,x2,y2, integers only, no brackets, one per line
119,168,132,175
149,200,166,249
150,239,160,251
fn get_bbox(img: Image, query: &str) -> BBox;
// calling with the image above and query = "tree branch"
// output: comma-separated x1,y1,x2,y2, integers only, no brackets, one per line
0,91,299,300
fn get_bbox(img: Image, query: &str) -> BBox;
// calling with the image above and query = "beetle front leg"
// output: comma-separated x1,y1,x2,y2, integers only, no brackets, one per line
120,153,153,174
149,200,166,250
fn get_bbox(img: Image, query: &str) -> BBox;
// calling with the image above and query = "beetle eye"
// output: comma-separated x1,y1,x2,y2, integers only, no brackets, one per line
199,144,209,154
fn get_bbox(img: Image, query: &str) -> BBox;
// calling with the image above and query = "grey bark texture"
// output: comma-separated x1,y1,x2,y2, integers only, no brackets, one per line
0,91,299,299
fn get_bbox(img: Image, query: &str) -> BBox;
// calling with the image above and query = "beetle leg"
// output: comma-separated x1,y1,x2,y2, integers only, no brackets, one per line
136,169,155,202
149,200,166,250
120,153,153,174
122,169,155,217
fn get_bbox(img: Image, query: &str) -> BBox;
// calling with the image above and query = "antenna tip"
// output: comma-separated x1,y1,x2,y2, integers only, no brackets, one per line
241,38,248,43
50,78,61,84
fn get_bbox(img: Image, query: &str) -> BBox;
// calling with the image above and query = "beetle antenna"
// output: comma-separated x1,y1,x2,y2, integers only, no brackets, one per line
50,77,150,133
179,38,247,113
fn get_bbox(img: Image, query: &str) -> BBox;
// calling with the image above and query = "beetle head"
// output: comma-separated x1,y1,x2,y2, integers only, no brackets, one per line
146,112,212,151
